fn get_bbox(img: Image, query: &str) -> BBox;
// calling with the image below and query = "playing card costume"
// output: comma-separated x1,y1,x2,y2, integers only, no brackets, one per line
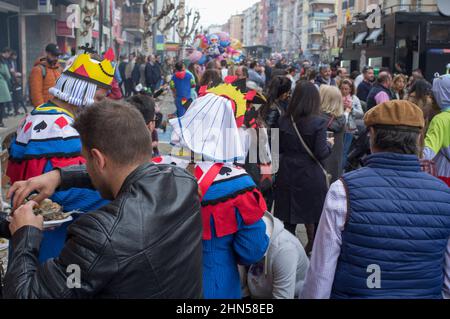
6,47,115,262
153,83,269,299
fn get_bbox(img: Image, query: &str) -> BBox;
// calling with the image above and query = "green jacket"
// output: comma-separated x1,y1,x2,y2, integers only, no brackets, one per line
0,61,12,103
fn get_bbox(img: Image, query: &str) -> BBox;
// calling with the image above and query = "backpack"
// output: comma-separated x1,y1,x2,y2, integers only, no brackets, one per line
28,64,47,101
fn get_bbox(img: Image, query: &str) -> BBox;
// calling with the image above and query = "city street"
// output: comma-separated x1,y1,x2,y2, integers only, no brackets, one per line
0,0,450,303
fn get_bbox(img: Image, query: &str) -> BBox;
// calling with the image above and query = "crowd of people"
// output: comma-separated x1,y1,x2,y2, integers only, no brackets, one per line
0,44,450,300
0,47,28,127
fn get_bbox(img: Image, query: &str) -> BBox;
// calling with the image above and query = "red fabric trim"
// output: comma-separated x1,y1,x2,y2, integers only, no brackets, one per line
439,176,450,187
224,76,237,84
50,156,85,168
152,156,163,163
244,90,257,101
6,156,86,184
198,163,224,201
198,85,208,97
194,165,203,180
201,188,266,240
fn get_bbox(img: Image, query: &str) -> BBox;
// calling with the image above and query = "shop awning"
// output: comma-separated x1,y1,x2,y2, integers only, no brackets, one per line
352,32,367,45
366,28,383,42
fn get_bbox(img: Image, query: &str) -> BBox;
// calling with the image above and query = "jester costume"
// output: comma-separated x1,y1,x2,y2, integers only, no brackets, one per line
423,74,450,186
6,47,116,262
155,83,269,299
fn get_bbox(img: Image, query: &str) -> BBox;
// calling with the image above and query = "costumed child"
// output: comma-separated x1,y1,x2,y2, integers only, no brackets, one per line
6,45,115,262
152,83,270,299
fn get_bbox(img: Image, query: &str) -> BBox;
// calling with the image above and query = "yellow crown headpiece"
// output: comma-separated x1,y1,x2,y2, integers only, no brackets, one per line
49,46,116,108
64,47,115,89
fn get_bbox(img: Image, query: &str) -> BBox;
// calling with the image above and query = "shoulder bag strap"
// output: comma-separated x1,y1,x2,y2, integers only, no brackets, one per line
290,115,329,177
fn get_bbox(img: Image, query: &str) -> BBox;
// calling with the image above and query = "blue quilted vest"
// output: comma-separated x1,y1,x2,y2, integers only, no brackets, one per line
331,152,450,299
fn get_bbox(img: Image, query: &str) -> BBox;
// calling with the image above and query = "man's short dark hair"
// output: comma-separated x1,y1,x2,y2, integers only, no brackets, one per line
73,100,152,165
126,95,156,125
249,61,257,69
372,125,420,155
362,66,373,74
319,65,330,73
1,47,12,54
220,60,227,68
175,61,184,72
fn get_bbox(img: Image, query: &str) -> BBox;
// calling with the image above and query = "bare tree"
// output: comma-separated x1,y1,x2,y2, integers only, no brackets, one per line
142,0,178,54
157,3,182,36
176,7,200,59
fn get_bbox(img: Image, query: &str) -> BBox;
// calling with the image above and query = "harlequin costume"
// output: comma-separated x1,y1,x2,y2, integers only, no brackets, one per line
169,70,195,117
6,47,116,262
153,83,269,299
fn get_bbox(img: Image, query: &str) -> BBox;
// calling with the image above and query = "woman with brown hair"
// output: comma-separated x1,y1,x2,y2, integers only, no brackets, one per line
408,79,440,129
199,69,223,89
319,85,346,183
274,81,333,255
392,74,407,100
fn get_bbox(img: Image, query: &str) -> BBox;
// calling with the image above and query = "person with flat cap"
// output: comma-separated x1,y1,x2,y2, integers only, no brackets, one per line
301,100,450,299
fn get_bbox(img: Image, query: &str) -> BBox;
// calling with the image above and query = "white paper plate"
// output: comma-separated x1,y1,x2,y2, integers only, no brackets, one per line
43,215,73,229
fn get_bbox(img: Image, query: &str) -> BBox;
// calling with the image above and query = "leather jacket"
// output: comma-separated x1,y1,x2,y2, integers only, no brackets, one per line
4,163,203,298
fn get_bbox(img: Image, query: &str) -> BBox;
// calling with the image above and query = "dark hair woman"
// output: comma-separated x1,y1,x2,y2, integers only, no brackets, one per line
407,79,439,129
199,69,223,89
260,76,292,130
274,81,333,255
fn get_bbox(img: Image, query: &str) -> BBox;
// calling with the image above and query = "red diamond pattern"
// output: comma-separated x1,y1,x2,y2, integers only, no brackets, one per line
23,122,32,133
55,116,69,129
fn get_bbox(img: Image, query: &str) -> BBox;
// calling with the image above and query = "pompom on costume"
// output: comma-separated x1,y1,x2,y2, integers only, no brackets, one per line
7,46,115,262
154,83,269,299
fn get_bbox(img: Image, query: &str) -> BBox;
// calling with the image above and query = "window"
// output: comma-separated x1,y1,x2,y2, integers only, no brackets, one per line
427,22,450,44
352,31,367,45
366,28,383,42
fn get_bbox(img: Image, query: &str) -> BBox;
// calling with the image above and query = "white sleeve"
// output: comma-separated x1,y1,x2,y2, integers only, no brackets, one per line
300,180,348,299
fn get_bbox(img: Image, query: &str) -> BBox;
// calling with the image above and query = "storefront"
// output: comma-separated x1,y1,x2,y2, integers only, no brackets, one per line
342,11,450,81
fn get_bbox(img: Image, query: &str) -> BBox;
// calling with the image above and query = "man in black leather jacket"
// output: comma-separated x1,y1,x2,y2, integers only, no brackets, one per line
3,100,203,299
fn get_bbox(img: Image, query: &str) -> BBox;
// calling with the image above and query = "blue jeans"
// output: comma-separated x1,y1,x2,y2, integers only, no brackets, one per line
342,132,354,171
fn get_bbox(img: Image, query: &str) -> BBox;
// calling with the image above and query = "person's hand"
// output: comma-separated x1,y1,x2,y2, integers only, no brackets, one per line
7,170,61,210
327,137,335,147
9,201,43,235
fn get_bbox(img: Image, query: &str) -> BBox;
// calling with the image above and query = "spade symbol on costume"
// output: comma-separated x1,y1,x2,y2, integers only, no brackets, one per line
219,167,232,176
33,121,48,133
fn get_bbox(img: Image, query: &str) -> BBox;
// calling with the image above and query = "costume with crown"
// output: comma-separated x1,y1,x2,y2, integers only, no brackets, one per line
7,47,115,262
153,83,269,299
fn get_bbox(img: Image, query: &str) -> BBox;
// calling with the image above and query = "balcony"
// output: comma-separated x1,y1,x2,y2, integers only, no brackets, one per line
309,0,335,4
308,12,334,20
307,43,321,50
122,10,145,34
308,27,322,35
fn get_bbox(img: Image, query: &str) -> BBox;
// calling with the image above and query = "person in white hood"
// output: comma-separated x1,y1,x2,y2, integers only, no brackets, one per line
240,212,310,299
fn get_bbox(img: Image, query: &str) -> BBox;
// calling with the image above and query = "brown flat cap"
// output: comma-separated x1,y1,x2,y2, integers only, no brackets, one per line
364,100,425,129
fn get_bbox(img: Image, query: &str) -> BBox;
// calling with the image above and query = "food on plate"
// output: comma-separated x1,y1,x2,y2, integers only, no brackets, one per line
27,196,71,221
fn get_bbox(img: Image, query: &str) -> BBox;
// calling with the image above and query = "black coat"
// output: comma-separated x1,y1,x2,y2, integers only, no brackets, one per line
274,115,332,224
320,112,346,183
3,163,203,299
145,62,162,86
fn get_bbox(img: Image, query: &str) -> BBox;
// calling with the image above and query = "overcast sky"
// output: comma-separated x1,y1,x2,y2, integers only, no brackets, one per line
186,0,260,29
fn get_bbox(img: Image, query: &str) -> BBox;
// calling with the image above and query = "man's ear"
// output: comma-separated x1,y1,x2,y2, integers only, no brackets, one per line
90,148,106,170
